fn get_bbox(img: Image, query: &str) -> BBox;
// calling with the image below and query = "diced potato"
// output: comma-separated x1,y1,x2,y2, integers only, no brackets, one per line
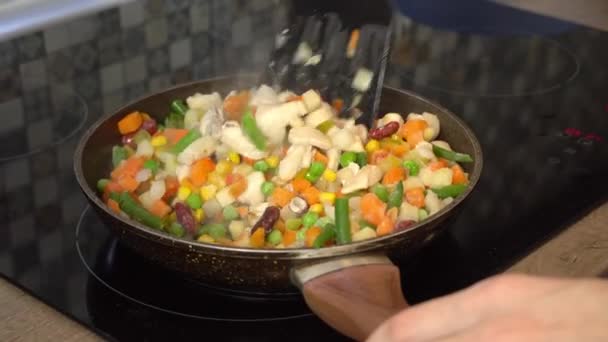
425,190,441,215
429,168,453,188
186,92,222,112
184,109,204,130
403,177,424,191
422,112,440,140
399,202,420,222
420,167,434,187
215,188,236,207
176,164,191,182
305,104,333,128
352,227,377,242
136,140,154,157
228,221,246,240
302,89,322,112
202,198,222,218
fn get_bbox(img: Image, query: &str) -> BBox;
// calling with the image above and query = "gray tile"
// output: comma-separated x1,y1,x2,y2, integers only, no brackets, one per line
22,88,50,121
27,118,53,150
190,0,209,33
0,67,21,102
124,55,147,84
3,158,30,191
192,57,212,79
0,40,18,68
120,1,145,28
72,42,99,73
39,230,62,264
145,18,169,49
102,90,126,114
16,32,45,62
192,32,211,60
168,9,191,40
122,26,146,58
43,23,71,53
98,8,121,35
145,0,166,18
9,216,35,248
0,98,24,134
33,176,58,208
100,62,125,94
170,39,192,70
30,150,57,179
47,50,75,83
232,16,252,47
148,74,172,93
68,16,100,45
250,0,272,11
20,59,48,91
147,48,169,75
97,34,124,67
124,82,147,101
166,0,191,12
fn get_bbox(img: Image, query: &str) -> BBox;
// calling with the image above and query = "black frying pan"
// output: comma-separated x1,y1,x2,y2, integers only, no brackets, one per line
74,75,483,341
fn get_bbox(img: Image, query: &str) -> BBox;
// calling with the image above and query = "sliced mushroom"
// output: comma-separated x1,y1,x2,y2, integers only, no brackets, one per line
256,101,308,145
199,106,224,139
186,92,222,112
378,113,404,127
220,121,268,160
340,165,382,194
288,126,332,150
238,171,266,206
304,103,333,128
177,136,217,165
414,141,436,160
326,148,340,171
288,196,309,216
330,128,364,152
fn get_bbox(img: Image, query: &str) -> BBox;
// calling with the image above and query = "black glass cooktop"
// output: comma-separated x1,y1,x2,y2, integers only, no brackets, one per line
1,1,607,341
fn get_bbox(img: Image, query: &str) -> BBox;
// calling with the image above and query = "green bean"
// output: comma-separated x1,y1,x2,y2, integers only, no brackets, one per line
432,145,473,163
372,184,389,202
339,152,356,168
118,192,164,230
172,129,201,154
305,161,325,182
358,219,376,230
170,99,188,116
334,198,351,244
143,159,159,174
112,145,127,168
313,224,336,248
198,223,227,240
241,109,267,150
164,112,184,129
388,182,404,209
431,184,467,199
402,160,420,176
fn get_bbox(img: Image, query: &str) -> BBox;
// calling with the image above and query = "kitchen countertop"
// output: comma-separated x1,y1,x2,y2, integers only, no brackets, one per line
1,0,607,340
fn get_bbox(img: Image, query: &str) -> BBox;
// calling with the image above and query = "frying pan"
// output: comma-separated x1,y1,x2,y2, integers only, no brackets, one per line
75,75,483,341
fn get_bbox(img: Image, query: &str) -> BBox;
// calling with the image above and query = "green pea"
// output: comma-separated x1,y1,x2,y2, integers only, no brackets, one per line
143,159,159,174
198,223,227,240
261,181,275,196
302,211,319,229
309,161,326,177
403,160,420,176
355,152,368,167
253,160,270,172
186,193,202,209
296,227,309,241
339,152,357,168
222,205,239,221
285,218,302,231
97,179,110,192
418,209,429,221
372,184,389,202
168,222,185,238
266,229,283,245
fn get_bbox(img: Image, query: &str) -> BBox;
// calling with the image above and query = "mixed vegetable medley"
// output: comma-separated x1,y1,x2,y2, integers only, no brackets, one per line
97,85,473,249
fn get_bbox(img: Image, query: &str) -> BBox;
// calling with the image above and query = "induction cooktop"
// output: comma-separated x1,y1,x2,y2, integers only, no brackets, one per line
0,1,606,341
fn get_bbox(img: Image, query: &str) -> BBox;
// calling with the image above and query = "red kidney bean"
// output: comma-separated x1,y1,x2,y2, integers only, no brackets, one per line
175,202,196,234
121,133,136,148
369,121,400,140
141,119,158,135
251,206,280,235
395,220,416,232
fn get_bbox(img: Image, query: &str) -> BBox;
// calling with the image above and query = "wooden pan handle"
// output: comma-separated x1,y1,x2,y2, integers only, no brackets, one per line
291,255,408,341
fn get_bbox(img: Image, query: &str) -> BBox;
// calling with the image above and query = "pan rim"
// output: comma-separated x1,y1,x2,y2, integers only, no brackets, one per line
74,75,483,260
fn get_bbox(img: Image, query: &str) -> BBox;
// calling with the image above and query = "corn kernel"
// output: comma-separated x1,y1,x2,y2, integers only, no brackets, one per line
194,208,205,222
197,234,215,243
177,186,191,201
322,169,337,182
200,184,218,201
391,134,401,141
215,160,233,176
228,152,240,164
151,135,167,147
365,139,380,153
265,156,279,168
310,203,324,214
207,172,226,188
319,192,336,205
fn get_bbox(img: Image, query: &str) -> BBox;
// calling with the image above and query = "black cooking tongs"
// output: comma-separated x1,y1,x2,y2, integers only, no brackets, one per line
261,0,395,127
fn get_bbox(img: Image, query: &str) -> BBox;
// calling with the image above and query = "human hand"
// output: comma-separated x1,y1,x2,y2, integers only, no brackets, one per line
367,274,608,342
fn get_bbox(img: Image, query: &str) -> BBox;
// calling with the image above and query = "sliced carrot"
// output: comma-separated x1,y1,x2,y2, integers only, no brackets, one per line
406,188,425,208
376,216,395,236
282,229,297,247
274,219,286,233
181,178,194,189
111,156,145,180
401,119,428,137
190,158,215,187
150,199,171,218
301,186,320,205
163,128,189,145
117,111,143,135
117,175,139,192
331,98,344,113
242,156,256,166
305,226,322,247
382,166,405,186
229,178,248,197
225,173,243,186
104,181,123,196
163,176,179,200
313,151,329,165
360,193,387,226
292,178,312,193
347,29,360,56
429,159,448,171
107,198,121,214
223,91,250,121
269,187,295,207
451,165,467,185
237,206,249,218
369,149,389,165
390,143,410,157
250,228,265,248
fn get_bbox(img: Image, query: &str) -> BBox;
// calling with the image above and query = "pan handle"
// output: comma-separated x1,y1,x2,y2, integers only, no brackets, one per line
290,254,408,341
